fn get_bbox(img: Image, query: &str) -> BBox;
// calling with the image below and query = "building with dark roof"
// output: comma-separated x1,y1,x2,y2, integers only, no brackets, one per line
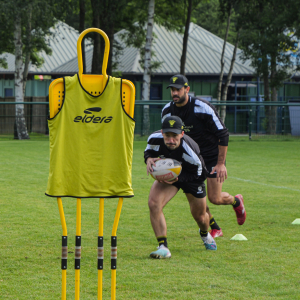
0,21,255,100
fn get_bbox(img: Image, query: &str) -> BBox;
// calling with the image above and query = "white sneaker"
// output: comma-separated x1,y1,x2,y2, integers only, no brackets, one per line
150,245,171,259
201,232,217,250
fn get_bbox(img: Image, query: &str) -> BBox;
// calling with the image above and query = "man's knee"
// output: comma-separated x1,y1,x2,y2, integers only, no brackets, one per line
191,209,206,225
198,213,207,225
148,194,165,213
148,195,157,210
208,191,233,205
207,178,223,205
208,194,222,205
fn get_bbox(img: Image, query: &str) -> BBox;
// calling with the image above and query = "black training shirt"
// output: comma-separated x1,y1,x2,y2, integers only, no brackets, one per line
144,131,208,182
161,97,229,160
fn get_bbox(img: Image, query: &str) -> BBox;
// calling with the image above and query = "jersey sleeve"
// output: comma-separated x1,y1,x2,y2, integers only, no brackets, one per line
144,131,163,163
161,102,172,122
195,99,229,146
179,136,208,182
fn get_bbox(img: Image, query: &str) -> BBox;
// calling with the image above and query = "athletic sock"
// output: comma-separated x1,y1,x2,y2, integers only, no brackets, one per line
232,197,241,208
210,216,221,230
200,230,208,237
157,236,168,248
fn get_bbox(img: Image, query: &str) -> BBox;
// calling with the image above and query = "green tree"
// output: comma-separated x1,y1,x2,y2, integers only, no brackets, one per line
90,0,126,75
238,0,300,134
0,0,72,139
79,0,87,73
180,0,204,75
0,9,14,69
217,0,241,123
63,0,94,73
217,0,234,103
141,0,155,135
192,0,237,44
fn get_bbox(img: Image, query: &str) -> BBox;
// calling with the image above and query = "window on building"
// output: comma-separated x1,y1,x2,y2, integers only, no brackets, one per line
140,83,163,100
4,88,13,97
150,84,162,100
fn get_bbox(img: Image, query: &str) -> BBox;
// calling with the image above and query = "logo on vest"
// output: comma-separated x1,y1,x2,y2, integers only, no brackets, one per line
84,107,101,114
74,107,113,124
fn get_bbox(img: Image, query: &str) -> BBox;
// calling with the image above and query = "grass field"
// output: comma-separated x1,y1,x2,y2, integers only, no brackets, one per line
0,136,300,299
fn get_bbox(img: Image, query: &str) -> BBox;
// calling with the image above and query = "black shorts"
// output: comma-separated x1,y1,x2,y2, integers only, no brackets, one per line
203,156,226,179
204,156,218,179
172,180,206,198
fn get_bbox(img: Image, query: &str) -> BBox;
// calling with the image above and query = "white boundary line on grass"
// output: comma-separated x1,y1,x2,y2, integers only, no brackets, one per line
231,177,300,193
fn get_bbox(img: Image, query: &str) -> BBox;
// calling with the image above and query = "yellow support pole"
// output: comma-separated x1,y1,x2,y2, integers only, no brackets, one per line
98,198,104,300
57,197,68,238
112,198,123,236
57,198,67,300
75,198,82,300
111,198,123,300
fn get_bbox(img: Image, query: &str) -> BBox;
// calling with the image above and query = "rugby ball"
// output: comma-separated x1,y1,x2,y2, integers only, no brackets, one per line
150,158,182,182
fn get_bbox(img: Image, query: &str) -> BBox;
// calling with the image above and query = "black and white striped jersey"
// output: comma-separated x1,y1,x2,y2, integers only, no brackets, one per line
161,97,229,160
144,131,208,182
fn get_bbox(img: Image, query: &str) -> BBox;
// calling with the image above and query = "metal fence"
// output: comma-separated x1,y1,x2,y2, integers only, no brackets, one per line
134,101,300,139
1,98,300,139
0,97,48,137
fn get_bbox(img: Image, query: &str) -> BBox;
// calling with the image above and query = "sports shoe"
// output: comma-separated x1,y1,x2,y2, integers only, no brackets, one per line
201,232,217,250
209,228,223,238
150,245,171,259
233,194,246,225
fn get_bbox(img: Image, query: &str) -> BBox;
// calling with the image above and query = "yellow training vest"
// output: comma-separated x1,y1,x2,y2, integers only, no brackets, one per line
46,74,135,198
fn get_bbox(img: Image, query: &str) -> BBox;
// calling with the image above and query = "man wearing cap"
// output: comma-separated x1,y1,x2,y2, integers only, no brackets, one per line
161,74,246,238
144,116,217,258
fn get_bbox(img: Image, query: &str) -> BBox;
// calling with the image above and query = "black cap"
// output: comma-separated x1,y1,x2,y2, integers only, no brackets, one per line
162,116,184,134
167,74,189,89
